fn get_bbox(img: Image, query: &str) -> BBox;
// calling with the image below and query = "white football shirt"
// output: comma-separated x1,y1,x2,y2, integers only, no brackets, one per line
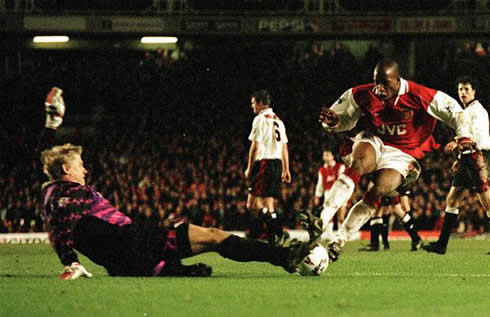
464,100,490,150
248,108,288,161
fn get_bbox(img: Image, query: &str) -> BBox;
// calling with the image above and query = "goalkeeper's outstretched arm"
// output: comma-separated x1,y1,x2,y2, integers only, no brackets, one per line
37,87,64,153
39,87,93,280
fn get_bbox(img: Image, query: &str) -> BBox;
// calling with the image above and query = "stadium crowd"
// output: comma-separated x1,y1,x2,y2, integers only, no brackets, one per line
1,39,489,236
5,0,490,14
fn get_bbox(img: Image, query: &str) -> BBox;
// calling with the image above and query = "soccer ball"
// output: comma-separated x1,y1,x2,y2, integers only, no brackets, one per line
297,244,329,276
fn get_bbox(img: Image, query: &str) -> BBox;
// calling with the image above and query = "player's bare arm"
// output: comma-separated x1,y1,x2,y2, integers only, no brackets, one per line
41,87,93,280
281,143,291,183
244,140,259,179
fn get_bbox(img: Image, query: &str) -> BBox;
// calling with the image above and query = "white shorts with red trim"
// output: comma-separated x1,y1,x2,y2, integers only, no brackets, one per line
342,131,421,186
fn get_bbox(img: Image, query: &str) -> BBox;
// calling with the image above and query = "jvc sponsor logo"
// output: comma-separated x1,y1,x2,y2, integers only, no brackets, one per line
377,124,407,135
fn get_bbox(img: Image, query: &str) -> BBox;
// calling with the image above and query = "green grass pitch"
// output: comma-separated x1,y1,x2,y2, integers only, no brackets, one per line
1,240,488,317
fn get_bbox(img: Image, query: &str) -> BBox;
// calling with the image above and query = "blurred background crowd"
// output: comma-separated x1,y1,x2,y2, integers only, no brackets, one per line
5,0,490,13
1,37,489,236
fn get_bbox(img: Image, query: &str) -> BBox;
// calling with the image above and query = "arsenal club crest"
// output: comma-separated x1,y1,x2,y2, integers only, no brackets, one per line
402,109,413,120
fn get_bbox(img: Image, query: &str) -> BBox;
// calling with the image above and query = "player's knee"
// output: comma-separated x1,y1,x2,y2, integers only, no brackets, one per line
351,147,376,173
246,197,261,210
246,199,256,210
446,187,464,207
246,201,252,209
350,160,369,176
374,183,397,196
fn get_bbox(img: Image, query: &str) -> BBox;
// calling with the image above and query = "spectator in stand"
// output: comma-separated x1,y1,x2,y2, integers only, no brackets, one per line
474,41,487,57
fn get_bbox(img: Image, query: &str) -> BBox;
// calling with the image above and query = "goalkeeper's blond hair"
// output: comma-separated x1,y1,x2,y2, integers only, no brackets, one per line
41,143,83,182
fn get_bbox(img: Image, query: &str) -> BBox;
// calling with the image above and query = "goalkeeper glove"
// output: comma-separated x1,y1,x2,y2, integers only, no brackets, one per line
45,87,65,129
60,262,93,280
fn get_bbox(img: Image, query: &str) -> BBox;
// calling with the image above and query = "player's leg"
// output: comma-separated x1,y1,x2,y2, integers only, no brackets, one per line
475,149,490,223
476,189,490,235
73,219,204,277
246,159,267,239
261,160,288,245
392,196,422,251
423,186,466,254
186,224,312,273
246,193,266,239
262,196,289,245
329,168,403,261
254,160,288,243
371,216,383,250
318,191,336,239
336,205,347,227
400,193,411,212
247,159,285,243
301,142,376,241
73,217,152,277
381,205,391,250
476,189,490,215
474,188,490,255
475,150,490,254
359,205,383,252
320,142,376,223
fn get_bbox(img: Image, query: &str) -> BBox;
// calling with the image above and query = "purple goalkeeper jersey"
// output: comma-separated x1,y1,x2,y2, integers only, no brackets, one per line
42,181,132,265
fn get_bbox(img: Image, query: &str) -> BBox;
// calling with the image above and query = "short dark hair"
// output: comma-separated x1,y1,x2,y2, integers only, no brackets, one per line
375,59,399,75
455,75,479,92
251,89,271,106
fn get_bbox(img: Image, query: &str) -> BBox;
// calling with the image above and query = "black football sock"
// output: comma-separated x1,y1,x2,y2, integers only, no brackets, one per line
401,212,421,242
265,210,284,241
217,235,289,267
437,212,458,248
370,218,382,249
247,210,263,239
381,215,390,249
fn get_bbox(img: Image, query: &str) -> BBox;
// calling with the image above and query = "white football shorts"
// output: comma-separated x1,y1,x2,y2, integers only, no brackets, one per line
342,131,421,186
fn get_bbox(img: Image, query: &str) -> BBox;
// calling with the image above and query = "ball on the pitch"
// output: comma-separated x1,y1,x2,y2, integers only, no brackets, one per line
297,244,329,276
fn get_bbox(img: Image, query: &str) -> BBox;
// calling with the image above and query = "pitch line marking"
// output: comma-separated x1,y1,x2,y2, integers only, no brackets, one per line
326,272,490,278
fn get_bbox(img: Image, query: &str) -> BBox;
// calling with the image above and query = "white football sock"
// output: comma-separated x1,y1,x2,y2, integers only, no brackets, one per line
445,206,459,215
335,200,375,247
320,174,356,226
401,213,411,223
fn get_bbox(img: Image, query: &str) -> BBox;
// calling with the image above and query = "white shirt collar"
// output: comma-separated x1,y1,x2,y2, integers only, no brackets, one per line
393,77,409,105
260,108,273,115
466,99,479,109
398,78,409,95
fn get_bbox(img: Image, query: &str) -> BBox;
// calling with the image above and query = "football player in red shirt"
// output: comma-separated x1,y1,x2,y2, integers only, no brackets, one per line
314,149,347,238
301,59,473,262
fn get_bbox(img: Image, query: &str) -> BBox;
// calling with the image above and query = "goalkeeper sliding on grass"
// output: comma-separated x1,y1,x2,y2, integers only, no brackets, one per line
39,87,314,280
